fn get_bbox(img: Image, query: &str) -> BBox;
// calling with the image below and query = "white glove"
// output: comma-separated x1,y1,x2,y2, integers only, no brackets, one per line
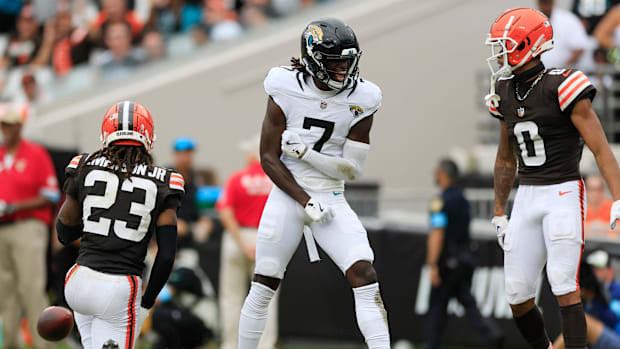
611,201,620,230
281,130,308,159
304,198,335,223
137,306,151,333
491,215,509,250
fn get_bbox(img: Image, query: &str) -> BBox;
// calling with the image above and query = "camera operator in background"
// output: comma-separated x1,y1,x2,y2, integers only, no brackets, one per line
424,158,502,349
554,249,620,348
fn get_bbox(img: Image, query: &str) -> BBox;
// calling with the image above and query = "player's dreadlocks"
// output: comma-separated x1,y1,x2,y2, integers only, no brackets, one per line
290,57,308,74
83,145,153,179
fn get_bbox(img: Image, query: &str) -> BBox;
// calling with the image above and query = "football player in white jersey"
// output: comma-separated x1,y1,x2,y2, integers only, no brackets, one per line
237,18,390,349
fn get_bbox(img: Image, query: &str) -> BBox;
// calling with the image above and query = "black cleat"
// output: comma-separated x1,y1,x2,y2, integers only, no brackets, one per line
102,339,119,349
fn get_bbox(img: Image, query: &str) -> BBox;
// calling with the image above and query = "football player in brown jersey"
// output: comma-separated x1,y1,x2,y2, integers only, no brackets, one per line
485,7,620,349
55,101,185,349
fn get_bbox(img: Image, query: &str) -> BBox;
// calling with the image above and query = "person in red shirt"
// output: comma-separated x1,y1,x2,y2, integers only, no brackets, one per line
0,105,59,349
216,135,277,349
585,174,614,235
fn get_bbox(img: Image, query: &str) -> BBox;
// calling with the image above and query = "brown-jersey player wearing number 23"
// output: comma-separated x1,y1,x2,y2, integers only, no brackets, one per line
55,101,184,349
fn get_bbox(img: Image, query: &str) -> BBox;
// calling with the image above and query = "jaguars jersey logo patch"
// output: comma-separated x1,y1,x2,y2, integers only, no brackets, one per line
305,25,323,46
349,105,364,117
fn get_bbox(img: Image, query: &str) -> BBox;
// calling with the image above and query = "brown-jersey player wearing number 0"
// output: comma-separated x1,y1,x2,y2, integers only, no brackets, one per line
56,101,184,349
485,7,620,349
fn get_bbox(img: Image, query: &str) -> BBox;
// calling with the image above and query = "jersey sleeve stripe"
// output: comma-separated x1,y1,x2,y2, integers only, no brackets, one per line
559,73,588,99
558,71,586,96
170,182,185,192
559,79,592,111
67,155,83,169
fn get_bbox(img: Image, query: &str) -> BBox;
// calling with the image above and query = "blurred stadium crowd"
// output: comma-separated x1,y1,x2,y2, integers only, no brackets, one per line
0,0,331,125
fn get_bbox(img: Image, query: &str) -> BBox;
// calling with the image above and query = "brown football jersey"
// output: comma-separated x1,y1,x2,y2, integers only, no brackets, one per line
489,69,596,185
63,153,185,276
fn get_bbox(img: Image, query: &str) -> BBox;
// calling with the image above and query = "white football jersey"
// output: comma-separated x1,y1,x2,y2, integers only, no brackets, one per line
264,66,382,192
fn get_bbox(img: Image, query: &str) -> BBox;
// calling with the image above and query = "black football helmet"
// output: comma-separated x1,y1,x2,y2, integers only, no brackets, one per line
300,18,361,90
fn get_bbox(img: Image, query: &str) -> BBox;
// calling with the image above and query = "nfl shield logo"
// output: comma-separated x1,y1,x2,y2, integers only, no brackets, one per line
320,101,327,109
517,107,525,118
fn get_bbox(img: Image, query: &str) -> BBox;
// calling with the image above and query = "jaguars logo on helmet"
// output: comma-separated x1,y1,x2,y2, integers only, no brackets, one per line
300,18,362,91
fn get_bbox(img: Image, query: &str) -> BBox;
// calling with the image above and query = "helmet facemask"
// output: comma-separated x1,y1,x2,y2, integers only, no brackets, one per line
302,29,361,91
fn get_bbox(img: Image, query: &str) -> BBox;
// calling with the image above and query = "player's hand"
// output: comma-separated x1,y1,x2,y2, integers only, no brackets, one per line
611,201,620,230
304,198,335,224
137,306,151,333
281,130,308,159
491,215,508,250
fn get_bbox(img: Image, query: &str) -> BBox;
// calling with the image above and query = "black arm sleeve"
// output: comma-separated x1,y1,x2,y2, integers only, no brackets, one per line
141,225,178,309
56,219,82,245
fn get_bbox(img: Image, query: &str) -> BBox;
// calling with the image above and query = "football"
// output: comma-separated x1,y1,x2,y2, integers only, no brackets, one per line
37,306,74,341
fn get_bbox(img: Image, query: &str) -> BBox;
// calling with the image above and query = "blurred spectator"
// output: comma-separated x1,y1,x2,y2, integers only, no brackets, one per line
180,0,203,32
32,2,91,77
216,134,277,349
554,250,620,348
192,23,209,46
573,0,620,34
171,137,215,245
5,5,47,68
146,0,184,37
424,159,501,349
239,2,269,28
90,0,144,45
203,0,243,42
0,105,59,349
594,4,620,50
0,0,22,33
138,30,166,62
539,0,588,68
71,0,98,28
585,174,614,235
151,268,213,349
97,21,142,81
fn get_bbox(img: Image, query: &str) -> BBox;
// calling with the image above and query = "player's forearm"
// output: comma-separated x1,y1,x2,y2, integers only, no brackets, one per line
494,155,517,216
141,225,177,309
426,228,444,265
261,154,310,206
219,208,244,247
303,150,358,180
593,147,620,200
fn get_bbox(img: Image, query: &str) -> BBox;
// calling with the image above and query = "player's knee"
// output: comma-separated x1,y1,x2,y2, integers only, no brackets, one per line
547,263,577,296
505,269,536,305
254,257,283,280
346,261,377,287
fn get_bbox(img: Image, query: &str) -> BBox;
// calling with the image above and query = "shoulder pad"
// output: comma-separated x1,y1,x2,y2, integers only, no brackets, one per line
169,171,185,193
556,69,593,112
264,66,302,97
65,153,88,176
348,78,382,116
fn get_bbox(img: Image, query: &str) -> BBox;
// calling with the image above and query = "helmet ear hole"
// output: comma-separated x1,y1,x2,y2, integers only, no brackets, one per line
517,42,526,51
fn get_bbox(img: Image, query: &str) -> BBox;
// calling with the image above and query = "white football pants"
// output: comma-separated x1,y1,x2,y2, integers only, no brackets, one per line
64,265,142,349
504,179,586,305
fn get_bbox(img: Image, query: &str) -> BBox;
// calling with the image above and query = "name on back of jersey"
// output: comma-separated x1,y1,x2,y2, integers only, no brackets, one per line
86,156,167,182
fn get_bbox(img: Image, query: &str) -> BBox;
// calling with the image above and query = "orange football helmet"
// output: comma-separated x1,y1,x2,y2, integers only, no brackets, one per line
485,7,553,108
100,101,155,152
